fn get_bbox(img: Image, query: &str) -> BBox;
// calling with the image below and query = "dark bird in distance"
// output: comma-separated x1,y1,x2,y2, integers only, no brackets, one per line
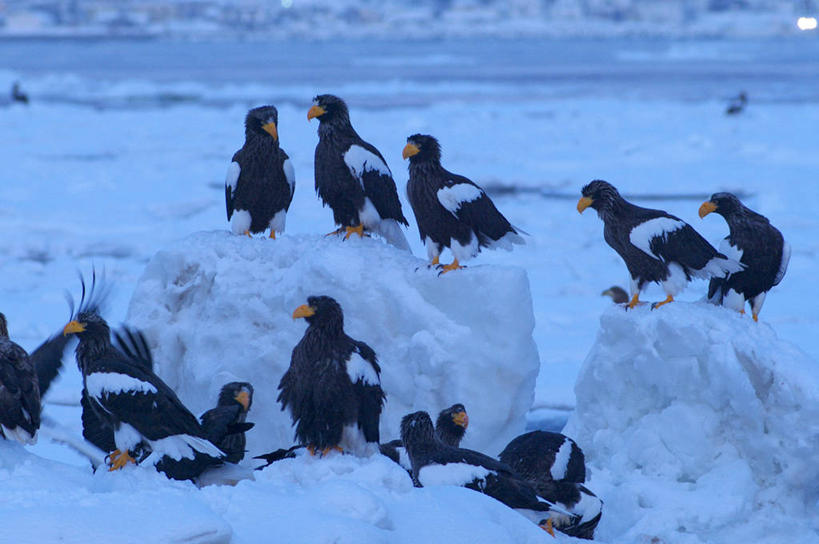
11,82,28,105
725,91,747,115
578,180,743,309
699,192,789,321
403,134,524,273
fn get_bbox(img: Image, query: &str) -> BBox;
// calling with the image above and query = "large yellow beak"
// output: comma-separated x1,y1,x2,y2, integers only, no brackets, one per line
699,201,717,218
452,411,469,428
307,105,325,121
63,320,86,336
293,304,316,319
402,143,420,160
235,390,250,411
262,122,278,140
577,196,593,214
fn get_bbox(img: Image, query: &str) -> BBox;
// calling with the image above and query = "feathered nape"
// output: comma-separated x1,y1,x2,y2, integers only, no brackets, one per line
65,269,114,370
66,268,111,324
400,411,437,451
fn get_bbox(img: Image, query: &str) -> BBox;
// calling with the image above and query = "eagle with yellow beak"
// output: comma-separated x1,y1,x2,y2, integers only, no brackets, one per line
225,105,295,238
577,180,743,309
278,295,385,457
699,192,789,321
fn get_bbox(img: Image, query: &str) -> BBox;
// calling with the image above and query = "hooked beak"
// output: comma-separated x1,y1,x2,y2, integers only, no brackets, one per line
293,305,316,319
63,320,86,336
452,411,469,428
235,390,251,411
402,143,420,160
262,122,278,140
307,105,325,121
577,196,593,214
699,201,718,218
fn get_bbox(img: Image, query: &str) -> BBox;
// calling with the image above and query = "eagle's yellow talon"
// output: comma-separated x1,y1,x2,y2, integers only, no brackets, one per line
627,293,640,309
344,225,365,240
269,230,276,240
439,259,463,274
107,449,136,471
653,294,674,309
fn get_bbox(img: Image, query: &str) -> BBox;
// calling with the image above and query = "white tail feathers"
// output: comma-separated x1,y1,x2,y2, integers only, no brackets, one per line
374,219,411,251
695,256,745,279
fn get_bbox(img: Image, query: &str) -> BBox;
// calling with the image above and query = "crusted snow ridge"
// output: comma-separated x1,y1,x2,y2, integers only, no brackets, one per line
127,231,539,457
564,302,819,544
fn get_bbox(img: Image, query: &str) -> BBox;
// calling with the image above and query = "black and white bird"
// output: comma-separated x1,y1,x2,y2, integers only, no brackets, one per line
577,180,743,309
725,91,747,116
403,134,524,273
225,105,295,238
278,296,385,457
0,313,41,444
200,382,254,464
400,411,577,536
62,276,224,476
499,431,602,540
381,403,469,470
307,94,410,249
699,192,790,321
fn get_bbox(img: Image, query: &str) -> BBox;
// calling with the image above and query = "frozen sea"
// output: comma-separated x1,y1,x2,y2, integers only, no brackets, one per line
1,36,818,435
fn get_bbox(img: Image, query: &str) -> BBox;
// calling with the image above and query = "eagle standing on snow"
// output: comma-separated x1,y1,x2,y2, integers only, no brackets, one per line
0,313,40,444
62,275,223,476
699,192,789,321
577,180,743,309
400,411,577,536
500,431,602,540
403,134,524,273
381,403,469,470
307,94,410,249
225,105,295,238
200,382,254,464
278,296,385,457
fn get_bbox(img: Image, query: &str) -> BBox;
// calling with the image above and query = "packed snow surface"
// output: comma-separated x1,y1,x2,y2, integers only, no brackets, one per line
126,231,540,457
565,302,819,544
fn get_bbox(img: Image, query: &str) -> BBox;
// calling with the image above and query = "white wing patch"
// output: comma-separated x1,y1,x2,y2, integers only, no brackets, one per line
550,438,573,480
225,161,241,192
437,183,484,215
86,372,157,399
774,241,790,286
418,463,491,487
346,352,380,386
283,158,295,196
718,237,744,263
629,217,686,259
344,145,391,183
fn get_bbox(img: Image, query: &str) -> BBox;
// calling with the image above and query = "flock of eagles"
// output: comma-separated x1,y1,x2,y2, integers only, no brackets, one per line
0,94,788,539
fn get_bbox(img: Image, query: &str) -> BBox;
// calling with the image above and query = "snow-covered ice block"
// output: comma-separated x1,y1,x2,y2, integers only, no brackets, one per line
565,303,819,544
126,231,539,457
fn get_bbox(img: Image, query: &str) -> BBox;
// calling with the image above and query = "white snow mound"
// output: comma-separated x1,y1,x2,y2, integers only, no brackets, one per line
564,303,819,544
126,231,539,457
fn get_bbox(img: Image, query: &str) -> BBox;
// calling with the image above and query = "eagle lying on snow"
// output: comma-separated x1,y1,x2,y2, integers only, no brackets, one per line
699,192,789,322
578,180,743,309
225,105,295,239
278,295,385,457
381,403,469,470
62,273,224,478
308,94,409,249
0,312,40,444
403,134,524,273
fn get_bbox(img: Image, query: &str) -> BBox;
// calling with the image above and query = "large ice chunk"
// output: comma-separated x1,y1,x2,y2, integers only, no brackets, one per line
565,303,819,543
126,231,539,457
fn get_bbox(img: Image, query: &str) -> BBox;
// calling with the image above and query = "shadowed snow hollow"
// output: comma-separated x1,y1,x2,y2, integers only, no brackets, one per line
565,303,819,544
126,231,539,456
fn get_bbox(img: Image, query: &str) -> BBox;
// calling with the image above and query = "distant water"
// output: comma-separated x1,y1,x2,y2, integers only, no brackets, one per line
2,38,818,108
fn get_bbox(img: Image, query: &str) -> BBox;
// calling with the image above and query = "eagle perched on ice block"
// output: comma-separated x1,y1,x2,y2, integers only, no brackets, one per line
577,180,743,309
278,296,385,457
225,105,295,238
403,134,524,273
308,94,410,249
0,312,40,444
699,192,789,321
